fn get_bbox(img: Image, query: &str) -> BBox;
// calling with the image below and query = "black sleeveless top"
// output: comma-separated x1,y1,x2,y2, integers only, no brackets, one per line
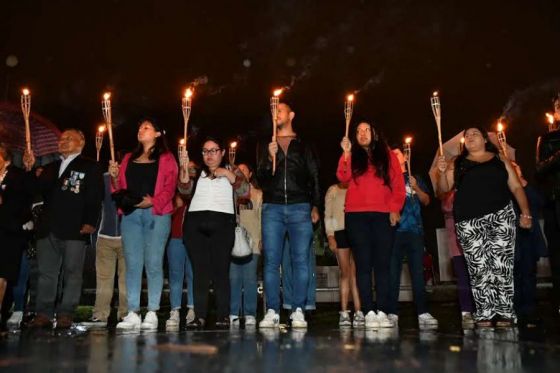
126,161,159,199
453,155,511,222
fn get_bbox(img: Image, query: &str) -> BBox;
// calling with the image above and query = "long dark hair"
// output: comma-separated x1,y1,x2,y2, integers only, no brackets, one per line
351,121,392,188
200,136,227,178
130,117,169,161
454,126,499,187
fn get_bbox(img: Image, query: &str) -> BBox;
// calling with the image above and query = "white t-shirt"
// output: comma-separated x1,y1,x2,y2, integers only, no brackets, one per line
188,171,234,214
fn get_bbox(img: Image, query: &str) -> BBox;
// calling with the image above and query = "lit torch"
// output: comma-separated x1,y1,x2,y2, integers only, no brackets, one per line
96,125,106,162
21,88,32,154
179,88,193,164
270,88,282,175
229,141,238,166
497,120,508,159
101,92,115,162
546,113,555,132
404,137,413,176
460,137,465,153
344,94,354,161
430,91,443,156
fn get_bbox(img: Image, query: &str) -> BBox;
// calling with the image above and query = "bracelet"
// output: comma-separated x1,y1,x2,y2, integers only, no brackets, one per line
520,214,532,219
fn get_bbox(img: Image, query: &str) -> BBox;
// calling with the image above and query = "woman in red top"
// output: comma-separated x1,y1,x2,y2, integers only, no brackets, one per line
337,121,405,329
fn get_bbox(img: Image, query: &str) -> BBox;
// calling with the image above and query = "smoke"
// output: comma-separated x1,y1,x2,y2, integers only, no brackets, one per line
353,70,385,95
500,79,560,122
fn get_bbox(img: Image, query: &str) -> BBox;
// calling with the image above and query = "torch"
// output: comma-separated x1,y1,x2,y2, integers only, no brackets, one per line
344,94,354,161
21,88,32,154
101,92,115,162
459,137,465,153
229,141,238,166
546,113,555,132
180,88,193,162
430,91,443,156
497,120,508,158
270,88,282,175
404,137,412,176
96,125,106,162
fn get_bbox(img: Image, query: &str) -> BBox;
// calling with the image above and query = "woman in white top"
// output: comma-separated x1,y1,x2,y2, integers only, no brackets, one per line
178,137,248,329
324,182,362,327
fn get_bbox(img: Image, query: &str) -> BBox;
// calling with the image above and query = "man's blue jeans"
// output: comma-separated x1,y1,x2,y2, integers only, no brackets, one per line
166,238,194,310
230,254,259,317
121,208,171,312
388,231,428,315
262,203,313,312
282,237,316,310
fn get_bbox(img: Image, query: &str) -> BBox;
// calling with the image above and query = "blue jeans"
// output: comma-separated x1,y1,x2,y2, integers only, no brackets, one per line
388,231,428,315
230,254,259,317
262,203,313,312
282,237,316,310
121,208,171,312
166,238,194,310
13,252,30,311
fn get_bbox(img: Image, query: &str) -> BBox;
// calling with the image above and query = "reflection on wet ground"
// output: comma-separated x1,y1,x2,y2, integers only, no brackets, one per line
1,304,560,372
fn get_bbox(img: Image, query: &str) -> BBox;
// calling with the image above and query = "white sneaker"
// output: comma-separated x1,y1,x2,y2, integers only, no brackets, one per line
185,308,195,324
418,313,438,329
80,317,108,328
7,311,23,329
388,313,399,327
116,311,141,330
230,315,240,326
165,310,180,330
141,311,159,330
365,311,379,329
290,308,307,329
339,311,352,327
259,309,280,328
353,311,365,328
461,312,474,329
376,311,395,328
245,315,257,326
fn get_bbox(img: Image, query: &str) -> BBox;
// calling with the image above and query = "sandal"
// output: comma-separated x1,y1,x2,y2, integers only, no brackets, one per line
476,320,493,328
495,318,513,328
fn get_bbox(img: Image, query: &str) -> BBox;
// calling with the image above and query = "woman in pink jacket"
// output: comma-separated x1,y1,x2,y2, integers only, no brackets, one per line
108,118,178,331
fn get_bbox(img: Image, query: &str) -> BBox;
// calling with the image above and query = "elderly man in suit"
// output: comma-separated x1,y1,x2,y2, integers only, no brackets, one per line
24,129,103,329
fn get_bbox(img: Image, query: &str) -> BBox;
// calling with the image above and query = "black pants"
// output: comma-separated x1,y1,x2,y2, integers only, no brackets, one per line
514,227,540,316
184,211,235,320
345,212,395,314
543,201,560,307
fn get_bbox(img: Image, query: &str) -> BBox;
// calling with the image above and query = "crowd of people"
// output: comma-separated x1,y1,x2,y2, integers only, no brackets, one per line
1,94,559,334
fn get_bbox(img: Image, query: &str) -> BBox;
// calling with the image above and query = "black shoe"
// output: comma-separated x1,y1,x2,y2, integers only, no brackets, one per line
186,318,205,329
215,317,230,329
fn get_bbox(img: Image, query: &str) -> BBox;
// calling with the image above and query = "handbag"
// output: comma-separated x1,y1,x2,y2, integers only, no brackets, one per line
111,190,142,215
231,185,253,258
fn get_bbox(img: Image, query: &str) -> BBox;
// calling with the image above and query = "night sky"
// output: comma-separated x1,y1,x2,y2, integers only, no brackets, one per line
2,0,560,189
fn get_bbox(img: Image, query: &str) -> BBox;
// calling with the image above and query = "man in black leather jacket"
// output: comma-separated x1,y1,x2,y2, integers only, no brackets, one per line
256,99,320,329
536,95,560,314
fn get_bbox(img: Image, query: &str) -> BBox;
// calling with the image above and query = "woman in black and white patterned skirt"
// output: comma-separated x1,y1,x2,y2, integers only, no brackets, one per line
436,127,532,328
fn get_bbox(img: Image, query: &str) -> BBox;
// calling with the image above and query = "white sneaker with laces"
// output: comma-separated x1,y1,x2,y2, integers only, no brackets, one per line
141,311,159,330
245,315,257,326
377,311,395,328
365,310,379,329
259,309,280,328
290,308,307,329
7,311,24,329
353,311,365,328
185,308,195,324
339,311,352,327
418,312,438,329
116,311,141,330
165,309,180,330
388,313,399,327
230,315,240,326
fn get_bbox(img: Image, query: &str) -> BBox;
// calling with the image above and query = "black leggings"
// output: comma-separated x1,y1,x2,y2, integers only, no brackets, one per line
184,211,235,319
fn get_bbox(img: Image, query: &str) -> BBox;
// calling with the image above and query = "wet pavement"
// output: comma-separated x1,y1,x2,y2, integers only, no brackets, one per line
1,303,560,372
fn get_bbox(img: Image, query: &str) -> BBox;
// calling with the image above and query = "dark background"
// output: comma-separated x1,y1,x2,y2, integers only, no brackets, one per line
2,0,560,261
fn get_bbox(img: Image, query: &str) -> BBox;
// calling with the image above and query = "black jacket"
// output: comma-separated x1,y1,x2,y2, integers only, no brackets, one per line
536,128,560,201
34,155,103,241
256,137,321,208
0,166,33,235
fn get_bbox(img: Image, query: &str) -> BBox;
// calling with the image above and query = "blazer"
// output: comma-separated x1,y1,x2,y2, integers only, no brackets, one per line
35,155,103,241
0,166,33,235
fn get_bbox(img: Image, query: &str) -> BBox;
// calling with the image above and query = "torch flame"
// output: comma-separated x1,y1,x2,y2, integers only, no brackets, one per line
460,137,465,144
273,89,283,97
546,113,554,125
404,137,412,144
230,141,238,149
497,122,504,132
22,88,30,96
179,139,185,145
103,92,111,100
347,94,354,102
432,91,439,97
98,125,106,133
185,88,193,98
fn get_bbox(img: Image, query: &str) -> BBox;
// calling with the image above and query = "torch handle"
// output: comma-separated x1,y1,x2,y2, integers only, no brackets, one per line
107,123,115,162
24,116,32,154
436,119,443,156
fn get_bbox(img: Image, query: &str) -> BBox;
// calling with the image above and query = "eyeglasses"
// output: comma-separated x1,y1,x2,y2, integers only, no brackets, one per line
202,148,221,156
